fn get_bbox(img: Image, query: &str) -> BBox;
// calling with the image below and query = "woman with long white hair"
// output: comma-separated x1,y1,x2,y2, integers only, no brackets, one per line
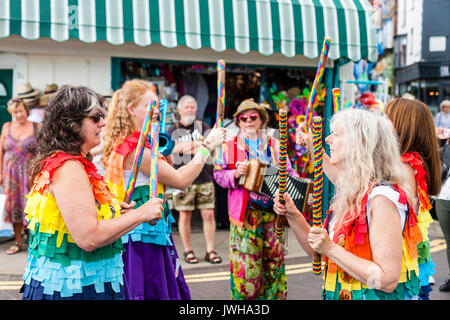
274,109,423,300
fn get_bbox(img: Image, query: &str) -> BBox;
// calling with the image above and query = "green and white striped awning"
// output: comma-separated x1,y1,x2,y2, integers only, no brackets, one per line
0,0,378,62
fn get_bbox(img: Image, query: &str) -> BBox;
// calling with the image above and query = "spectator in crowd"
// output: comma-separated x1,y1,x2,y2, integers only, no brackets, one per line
434,100,450,129
435,135,450,292
168,95,221,264
0,98,39,254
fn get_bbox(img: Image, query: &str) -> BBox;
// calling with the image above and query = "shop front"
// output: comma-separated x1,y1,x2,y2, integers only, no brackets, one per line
395,61,450,115
0,0,378,217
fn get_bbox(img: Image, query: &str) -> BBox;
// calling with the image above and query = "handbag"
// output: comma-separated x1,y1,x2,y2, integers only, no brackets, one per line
0,187,13,237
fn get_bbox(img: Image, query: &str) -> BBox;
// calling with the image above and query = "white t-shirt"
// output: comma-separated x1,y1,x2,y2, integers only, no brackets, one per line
123,169,149,188
328,185,408,240
438,177,450,200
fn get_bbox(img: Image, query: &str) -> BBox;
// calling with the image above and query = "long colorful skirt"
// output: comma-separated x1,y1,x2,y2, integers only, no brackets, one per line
122,236,191,300
229,207,287,300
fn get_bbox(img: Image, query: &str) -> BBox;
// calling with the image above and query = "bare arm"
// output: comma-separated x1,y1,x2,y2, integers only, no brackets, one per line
311,195,403,293
133,127,226,190
399,162,419,211
50,160,163,252
172,140,202,155
158,146,211,189
0,122,10,184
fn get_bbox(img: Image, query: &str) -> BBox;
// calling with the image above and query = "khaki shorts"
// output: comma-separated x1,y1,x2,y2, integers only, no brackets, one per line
172,181,215,211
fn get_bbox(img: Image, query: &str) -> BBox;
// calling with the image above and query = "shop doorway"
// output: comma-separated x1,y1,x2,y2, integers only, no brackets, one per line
0,69,13,128
442,81,450,100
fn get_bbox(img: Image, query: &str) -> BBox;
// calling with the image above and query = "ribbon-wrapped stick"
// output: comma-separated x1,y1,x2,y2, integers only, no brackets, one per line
148,121,160,226
304,37,331,132
214,59,226,168
124,100,155,203
275,108,288,239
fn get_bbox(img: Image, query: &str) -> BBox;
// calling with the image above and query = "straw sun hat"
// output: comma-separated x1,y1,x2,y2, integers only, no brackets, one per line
233,98,269,126
17,82,41,108
39,84,59,107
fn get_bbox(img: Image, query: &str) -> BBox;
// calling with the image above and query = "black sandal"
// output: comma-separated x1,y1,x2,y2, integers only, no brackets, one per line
184,250,199,264
205,250,222,264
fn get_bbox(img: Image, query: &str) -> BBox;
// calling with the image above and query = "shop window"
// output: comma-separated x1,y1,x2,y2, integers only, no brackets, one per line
420,81,440,114
443,82,450,100
409,28,413,55
429,36,446,52
394,35,407,67
0,83,6,97
116,59,320,129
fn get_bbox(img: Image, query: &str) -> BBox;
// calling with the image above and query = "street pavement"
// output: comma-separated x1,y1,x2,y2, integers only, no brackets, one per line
0,220,448,300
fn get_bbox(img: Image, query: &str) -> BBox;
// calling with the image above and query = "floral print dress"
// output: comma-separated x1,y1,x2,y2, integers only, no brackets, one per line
2,122,37,225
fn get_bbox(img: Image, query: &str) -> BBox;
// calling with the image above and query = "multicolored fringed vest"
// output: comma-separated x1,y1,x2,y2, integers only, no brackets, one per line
401,152,436,298
22,152,124,299
322,183,423,300
104,132,174,246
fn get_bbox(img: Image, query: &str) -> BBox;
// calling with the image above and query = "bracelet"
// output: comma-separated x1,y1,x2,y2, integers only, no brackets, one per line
199,145,210,158
201,142,212,152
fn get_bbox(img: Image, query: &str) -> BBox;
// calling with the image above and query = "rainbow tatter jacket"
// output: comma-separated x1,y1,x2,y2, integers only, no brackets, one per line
104,132,174,246
401,152,436,296
322,183,423,300
22,152,124,298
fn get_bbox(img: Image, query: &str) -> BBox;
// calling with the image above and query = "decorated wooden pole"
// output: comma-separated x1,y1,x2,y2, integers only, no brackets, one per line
275,108,288,239
304,37,331,133
214,60,226,169
311,116,324,275
332,88,340,114
124,100,155,203
148,121,160,226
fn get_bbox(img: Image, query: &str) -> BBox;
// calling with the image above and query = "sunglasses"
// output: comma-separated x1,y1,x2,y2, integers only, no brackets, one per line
239,112,260,122
7,98,23,105
88,111,105,123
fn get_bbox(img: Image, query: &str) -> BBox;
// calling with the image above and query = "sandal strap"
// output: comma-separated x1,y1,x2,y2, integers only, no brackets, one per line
6,244,21,254
184,250,194,257
206,250,222,261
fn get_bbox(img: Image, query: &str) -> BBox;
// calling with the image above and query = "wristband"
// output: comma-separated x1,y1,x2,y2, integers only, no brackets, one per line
199,145,210,158
201,142,212,152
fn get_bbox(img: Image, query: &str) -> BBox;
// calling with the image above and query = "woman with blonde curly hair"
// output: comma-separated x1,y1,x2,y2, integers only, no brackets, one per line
102,79,226,300
277,109,423,300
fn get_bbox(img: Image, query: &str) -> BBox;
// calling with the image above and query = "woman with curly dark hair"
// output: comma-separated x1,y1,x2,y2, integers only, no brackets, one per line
21,85,163,300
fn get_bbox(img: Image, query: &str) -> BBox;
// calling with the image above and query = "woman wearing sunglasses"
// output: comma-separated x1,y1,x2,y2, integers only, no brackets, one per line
21,85,164,299
213,98,299,300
